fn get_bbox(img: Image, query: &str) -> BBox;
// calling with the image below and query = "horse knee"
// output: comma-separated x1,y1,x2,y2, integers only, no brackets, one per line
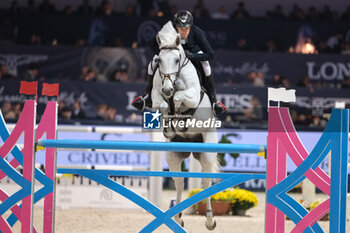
160,101,168,112
173,93,183,102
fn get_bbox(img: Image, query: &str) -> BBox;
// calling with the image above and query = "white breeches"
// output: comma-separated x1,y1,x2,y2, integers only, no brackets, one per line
197,51,211,77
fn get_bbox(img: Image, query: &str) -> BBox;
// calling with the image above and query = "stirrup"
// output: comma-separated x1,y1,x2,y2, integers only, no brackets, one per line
213,102,226,116
131,96,145,111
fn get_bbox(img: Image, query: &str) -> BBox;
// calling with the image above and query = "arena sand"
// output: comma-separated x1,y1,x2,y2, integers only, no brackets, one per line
9,191,333,233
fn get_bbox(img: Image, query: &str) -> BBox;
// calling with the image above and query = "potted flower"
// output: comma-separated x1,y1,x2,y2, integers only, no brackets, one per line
287,199,329,221
188,188,258,216
227,188,259,215
188,189,232,215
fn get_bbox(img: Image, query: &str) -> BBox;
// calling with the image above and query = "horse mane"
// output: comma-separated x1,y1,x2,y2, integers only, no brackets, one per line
157,21,179,49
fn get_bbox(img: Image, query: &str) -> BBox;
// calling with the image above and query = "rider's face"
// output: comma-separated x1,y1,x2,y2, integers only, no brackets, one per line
176,26,191,39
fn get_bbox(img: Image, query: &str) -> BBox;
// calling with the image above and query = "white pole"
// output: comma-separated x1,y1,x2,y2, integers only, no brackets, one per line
302,150,331,206
149,132,164,208
302,179,315,206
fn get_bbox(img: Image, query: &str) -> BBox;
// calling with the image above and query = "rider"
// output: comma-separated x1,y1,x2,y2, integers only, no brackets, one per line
132,10,226,116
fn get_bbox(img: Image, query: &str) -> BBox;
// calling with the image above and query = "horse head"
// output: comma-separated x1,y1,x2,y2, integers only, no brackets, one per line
156,21,187,98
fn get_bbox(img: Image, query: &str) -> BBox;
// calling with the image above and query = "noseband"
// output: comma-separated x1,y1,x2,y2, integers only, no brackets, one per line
158,46,190,87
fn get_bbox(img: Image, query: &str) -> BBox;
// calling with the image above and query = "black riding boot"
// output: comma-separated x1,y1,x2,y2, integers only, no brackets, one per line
131,74,153,111
204,74,227,116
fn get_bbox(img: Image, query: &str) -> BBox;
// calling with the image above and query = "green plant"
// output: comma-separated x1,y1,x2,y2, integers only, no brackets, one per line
217,134,240,166
181,161,186,171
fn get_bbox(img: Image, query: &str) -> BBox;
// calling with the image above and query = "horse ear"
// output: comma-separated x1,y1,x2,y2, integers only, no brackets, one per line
156,35,162,46
175,34,180,46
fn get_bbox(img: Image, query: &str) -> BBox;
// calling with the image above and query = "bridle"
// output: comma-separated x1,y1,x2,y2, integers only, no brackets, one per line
158,45,190,87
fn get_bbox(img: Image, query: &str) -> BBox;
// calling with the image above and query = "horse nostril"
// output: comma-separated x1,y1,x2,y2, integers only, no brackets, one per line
162,88,172,96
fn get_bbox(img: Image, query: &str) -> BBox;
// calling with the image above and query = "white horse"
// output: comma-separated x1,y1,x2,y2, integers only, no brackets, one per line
151,21,218,230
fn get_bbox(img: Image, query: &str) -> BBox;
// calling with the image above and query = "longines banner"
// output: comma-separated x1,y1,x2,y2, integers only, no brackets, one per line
213,50,350,83
0,45,349,84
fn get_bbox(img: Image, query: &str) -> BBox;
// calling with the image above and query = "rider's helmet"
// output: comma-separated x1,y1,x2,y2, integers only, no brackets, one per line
174,10,193,28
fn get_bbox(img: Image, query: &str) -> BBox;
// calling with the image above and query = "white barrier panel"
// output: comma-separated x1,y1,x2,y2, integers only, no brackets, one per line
56,176,148,209
348,194,350,223
0,175,148,209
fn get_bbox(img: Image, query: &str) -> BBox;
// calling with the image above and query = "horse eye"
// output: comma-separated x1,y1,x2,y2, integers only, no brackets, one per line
175,59,179,63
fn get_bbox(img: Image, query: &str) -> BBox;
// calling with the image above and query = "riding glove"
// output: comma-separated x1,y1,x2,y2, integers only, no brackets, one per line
184,50,194,59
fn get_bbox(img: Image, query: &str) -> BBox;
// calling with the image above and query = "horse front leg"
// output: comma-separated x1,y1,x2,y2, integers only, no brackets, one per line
152,89,168,113
159,101,169,113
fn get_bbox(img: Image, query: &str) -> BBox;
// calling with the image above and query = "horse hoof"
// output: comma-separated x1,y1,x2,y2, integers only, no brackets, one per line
163,129,176,139
180,218,184,227
176,218,184,227
205,219,216,231
163,127,176,139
